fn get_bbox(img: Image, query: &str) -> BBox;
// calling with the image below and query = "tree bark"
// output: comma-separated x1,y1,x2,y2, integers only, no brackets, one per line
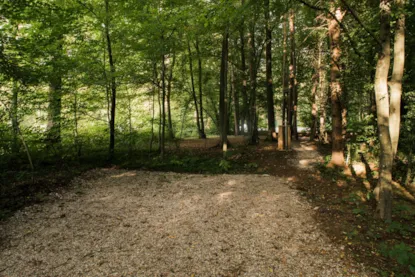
105,0,117,162
265,0,275,140
248,20,258,144
195,39,207,139
239,0,248,135
160,53,167,159
231,66,239,136
310,46,321,141
289,9,297,140
11,80,19,155
187,40,202,138
319,67,329,144
282,13,288,134
328,2,345,167
167,52,176,140
389,0,405,157
374,0,393,221
220,28,229,157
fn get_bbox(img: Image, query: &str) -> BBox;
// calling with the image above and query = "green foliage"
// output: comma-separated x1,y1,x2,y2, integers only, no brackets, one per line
219,159,231,172
380,242,415,274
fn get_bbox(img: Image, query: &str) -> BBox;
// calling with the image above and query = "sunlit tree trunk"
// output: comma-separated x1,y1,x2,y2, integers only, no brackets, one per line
375,0,393,221
389,0,405,157
289,9,297,140
265,0,275,140
282,14,288,131
328,2,345,167
220,28,229,157
310,46,321,141
318,41,329,144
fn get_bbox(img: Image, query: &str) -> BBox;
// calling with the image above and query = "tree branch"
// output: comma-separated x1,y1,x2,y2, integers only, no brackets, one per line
296,0,369,63
339,0,382,47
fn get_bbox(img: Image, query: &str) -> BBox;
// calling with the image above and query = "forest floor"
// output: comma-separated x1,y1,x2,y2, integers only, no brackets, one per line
0,137,414,276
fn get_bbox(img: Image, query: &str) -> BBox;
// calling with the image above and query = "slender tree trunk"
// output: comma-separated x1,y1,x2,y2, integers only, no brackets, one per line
240,0,248,136
231,66,239,136
265,0,275,140
127,90,133,159
248,21,258,144
160,54,167,158
167,53,176,139
11,81,19,155
105,0,117,162
318,44,329,144
282,14,288,131
47,75,62,147
150,63,157,152
220,28,229,157
310,46,320,141
374,0,393,221
289,9,298,140
187,40,202,138
195,40,207,139
73,91,81,157
328,2,345,167
389,0,405,157
288,10,295,139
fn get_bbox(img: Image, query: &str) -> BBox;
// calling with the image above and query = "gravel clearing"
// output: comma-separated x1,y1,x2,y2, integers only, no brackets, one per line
0,168,369,276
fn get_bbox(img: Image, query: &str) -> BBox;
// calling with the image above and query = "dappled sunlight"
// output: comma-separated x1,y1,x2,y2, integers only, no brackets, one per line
217,191,233,202
110,172,137,178
299,159,313,166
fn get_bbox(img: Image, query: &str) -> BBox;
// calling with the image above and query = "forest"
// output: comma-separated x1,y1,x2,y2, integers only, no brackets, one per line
1,0,415,276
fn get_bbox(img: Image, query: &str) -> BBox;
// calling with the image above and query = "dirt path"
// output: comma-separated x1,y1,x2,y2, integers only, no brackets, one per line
0,141,370,277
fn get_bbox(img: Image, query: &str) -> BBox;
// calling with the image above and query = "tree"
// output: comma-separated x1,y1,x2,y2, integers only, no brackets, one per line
374,0,393,221
327,1,346,167
264,0,275,140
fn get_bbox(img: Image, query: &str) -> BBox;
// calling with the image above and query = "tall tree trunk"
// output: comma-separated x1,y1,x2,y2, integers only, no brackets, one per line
11,80,19,155
248,20,258,144
310,46,321,141
389,0,405,157
105,0,117,162
160,54,167,158
187,40,202,138
47,75,62,147
319,69,329,144
167,53,176,140
328,2,345,167
282,13,288,132
265,0,275,140
375,0,393,221
73,91,81,157
220,28,229,157
231,66,240,136
150,63,157,152
239,0,248,135
195,40,207,139
288,10,297,139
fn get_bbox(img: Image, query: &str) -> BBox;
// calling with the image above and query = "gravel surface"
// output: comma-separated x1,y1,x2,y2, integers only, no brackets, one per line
0,166,369,277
